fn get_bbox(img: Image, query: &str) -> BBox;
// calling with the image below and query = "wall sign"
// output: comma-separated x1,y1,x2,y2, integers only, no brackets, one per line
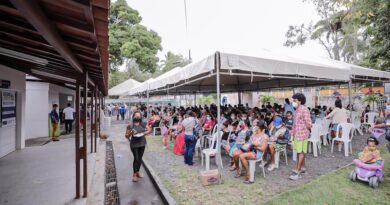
1,90,16,127
0,80,11,89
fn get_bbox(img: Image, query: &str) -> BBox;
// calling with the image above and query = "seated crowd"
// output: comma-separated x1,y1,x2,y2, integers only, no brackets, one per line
127,92,386,183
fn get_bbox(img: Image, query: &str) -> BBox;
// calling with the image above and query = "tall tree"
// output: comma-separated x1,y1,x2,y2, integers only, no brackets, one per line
284,0,367,63
153,52,189,77
109,0,162,73
358,0,390,70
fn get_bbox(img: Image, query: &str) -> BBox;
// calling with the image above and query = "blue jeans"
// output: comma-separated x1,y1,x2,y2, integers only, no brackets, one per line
184,134,196,165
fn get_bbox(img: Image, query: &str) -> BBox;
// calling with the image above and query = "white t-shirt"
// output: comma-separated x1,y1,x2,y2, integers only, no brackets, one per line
63,107,75,120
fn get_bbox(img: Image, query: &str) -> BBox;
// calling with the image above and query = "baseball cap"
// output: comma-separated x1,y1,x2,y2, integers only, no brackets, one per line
273,116,283,126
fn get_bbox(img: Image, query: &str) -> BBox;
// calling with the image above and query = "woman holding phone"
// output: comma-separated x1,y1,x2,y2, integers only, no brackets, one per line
125,111,152,182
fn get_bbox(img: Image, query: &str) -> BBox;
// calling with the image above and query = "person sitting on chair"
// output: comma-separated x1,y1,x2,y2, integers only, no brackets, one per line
266,116,289,171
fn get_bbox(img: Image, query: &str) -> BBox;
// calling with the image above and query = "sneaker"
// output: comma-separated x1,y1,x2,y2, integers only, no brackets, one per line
292,168,306,174
267,163,275,171
289,173,301,181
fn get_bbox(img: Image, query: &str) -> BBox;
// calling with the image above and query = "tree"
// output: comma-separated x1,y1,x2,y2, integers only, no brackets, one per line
284,0,367,63
259,95,275,104
109,0,162,73
199,95,215,105
358,0,390,70
153,52,189,77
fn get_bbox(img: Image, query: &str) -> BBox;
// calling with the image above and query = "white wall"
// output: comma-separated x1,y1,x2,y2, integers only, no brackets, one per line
0,65,26,158
25,82,49,139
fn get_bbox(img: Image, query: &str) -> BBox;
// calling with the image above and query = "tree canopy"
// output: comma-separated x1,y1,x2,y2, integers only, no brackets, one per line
284,0,390,70
109,0,162,73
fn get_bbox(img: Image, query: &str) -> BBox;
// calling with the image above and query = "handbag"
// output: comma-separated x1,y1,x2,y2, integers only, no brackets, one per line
240,143,253,152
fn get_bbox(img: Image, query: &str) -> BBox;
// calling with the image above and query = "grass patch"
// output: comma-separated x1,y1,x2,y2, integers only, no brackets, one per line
265,146,390,205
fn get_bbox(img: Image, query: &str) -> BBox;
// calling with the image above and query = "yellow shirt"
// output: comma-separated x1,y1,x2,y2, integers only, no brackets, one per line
359,146,381,163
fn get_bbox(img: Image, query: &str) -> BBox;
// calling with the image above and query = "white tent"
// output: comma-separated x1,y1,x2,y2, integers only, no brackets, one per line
127,51,390,172
108,78,140,96
128,51,390,96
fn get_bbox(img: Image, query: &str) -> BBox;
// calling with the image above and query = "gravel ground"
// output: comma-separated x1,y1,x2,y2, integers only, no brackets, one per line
143,131,387,204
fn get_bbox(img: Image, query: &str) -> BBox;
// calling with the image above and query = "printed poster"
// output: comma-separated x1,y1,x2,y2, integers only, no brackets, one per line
1,90,16,127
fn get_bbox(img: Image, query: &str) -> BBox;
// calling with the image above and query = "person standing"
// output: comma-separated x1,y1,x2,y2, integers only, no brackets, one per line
290,93,312,180
283,98,294,115
376,91,387,118
119,105,126,120
63,103,75,134
182,110,196,166
125,111,152,182
50,104,60,141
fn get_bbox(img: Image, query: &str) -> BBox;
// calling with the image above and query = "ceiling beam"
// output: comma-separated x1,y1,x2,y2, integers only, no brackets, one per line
10,0,84,73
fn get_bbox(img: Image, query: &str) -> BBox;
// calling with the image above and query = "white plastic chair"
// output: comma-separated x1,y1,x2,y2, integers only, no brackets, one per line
153,120,163,136
331,123,354,157
319,119,331,146
201,131,223,170
308,123,322,157
362,112,378,133
249,158,266,182
206,124,218,146
274,145,288,168
351,112,363,136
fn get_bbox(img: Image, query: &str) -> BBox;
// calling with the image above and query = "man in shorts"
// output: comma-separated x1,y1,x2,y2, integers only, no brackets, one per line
290,93,312,180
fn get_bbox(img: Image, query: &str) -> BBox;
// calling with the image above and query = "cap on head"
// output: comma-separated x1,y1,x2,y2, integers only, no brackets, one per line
273,116,283,126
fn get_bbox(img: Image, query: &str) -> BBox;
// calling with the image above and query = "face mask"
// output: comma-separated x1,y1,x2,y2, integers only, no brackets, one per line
292,102,298,108
231,115,235,120
242,117,247,121
207,117,211,120
133,117,142,123
276,125,282,129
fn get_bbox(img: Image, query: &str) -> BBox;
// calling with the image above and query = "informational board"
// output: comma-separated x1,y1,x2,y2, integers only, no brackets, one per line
1,90,16,127
384,83,390,95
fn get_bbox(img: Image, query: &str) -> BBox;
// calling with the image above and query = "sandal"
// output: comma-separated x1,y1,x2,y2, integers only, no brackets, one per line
234,172,242,178
243,180,254,184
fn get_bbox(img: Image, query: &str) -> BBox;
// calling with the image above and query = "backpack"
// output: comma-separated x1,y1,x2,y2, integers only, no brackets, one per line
193,120,202,140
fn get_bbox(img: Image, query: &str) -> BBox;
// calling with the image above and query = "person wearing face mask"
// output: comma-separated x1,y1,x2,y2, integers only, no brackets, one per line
266,116,289,171
230,113,238,125
284,111,294,131
182,110,197,166
202,114,215,135
369,105,390,152
290,93,312,181
237,120,269,184
125,111,152,182
50,104,60,141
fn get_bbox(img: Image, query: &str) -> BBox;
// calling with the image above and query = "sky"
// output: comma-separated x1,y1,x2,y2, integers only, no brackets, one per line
126,0,328,64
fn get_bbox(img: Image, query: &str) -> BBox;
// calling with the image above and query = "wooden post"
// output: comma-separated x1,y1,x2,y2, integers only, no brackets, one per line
75,82,81,199
82,71,88,197
90,87,94,153
94,87,98,152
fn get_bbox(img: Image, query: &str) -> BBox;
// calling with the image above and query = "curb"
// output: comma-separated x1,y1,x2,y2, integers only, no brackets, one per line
142,159,177,205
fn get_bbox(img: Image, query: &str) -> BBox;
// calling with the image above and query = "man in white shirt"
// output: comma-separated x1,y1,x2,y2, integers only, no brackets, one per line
63,103,75,134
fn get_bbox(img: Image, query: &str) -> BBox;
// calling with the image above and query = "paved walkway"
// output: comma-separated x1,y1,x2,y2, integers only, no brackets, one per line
0,135,96,205
108,120,163,205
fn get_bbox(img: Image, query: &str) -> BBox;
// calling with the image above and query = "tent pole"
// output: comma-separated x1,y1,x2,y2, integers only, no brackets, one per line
348,79,353,120
215,51,222,176
147,84,150,119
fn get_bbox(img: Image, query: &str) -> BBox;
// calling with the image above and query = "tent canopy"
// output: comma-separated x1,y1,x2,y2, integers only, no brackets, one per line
127,51,390,96
108,79,141,96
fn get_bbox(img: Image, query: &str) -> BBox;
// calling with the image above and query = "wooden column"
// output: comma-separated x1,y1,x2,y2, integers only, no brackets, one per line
82,72,88,197
75,82,81,199
94,87,98,152
90,87,94,153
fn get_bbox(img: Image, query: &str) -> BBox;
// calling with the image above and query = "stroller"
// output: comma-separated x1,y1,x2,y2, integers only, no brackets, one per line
350,129,385,188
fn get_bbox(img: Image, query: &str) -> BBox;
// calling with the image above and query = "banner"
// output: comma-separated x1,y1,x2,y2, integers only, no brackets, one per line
1,90,16,127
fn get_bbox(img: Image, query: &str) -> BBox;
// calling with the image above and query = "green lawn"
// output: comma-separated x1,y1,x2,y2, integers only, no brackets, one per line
265,147,390,205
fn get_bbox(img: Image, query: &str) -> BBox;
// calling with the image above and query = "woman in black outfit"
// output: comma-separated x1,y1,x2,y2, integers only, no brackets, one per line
125,111,152,182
